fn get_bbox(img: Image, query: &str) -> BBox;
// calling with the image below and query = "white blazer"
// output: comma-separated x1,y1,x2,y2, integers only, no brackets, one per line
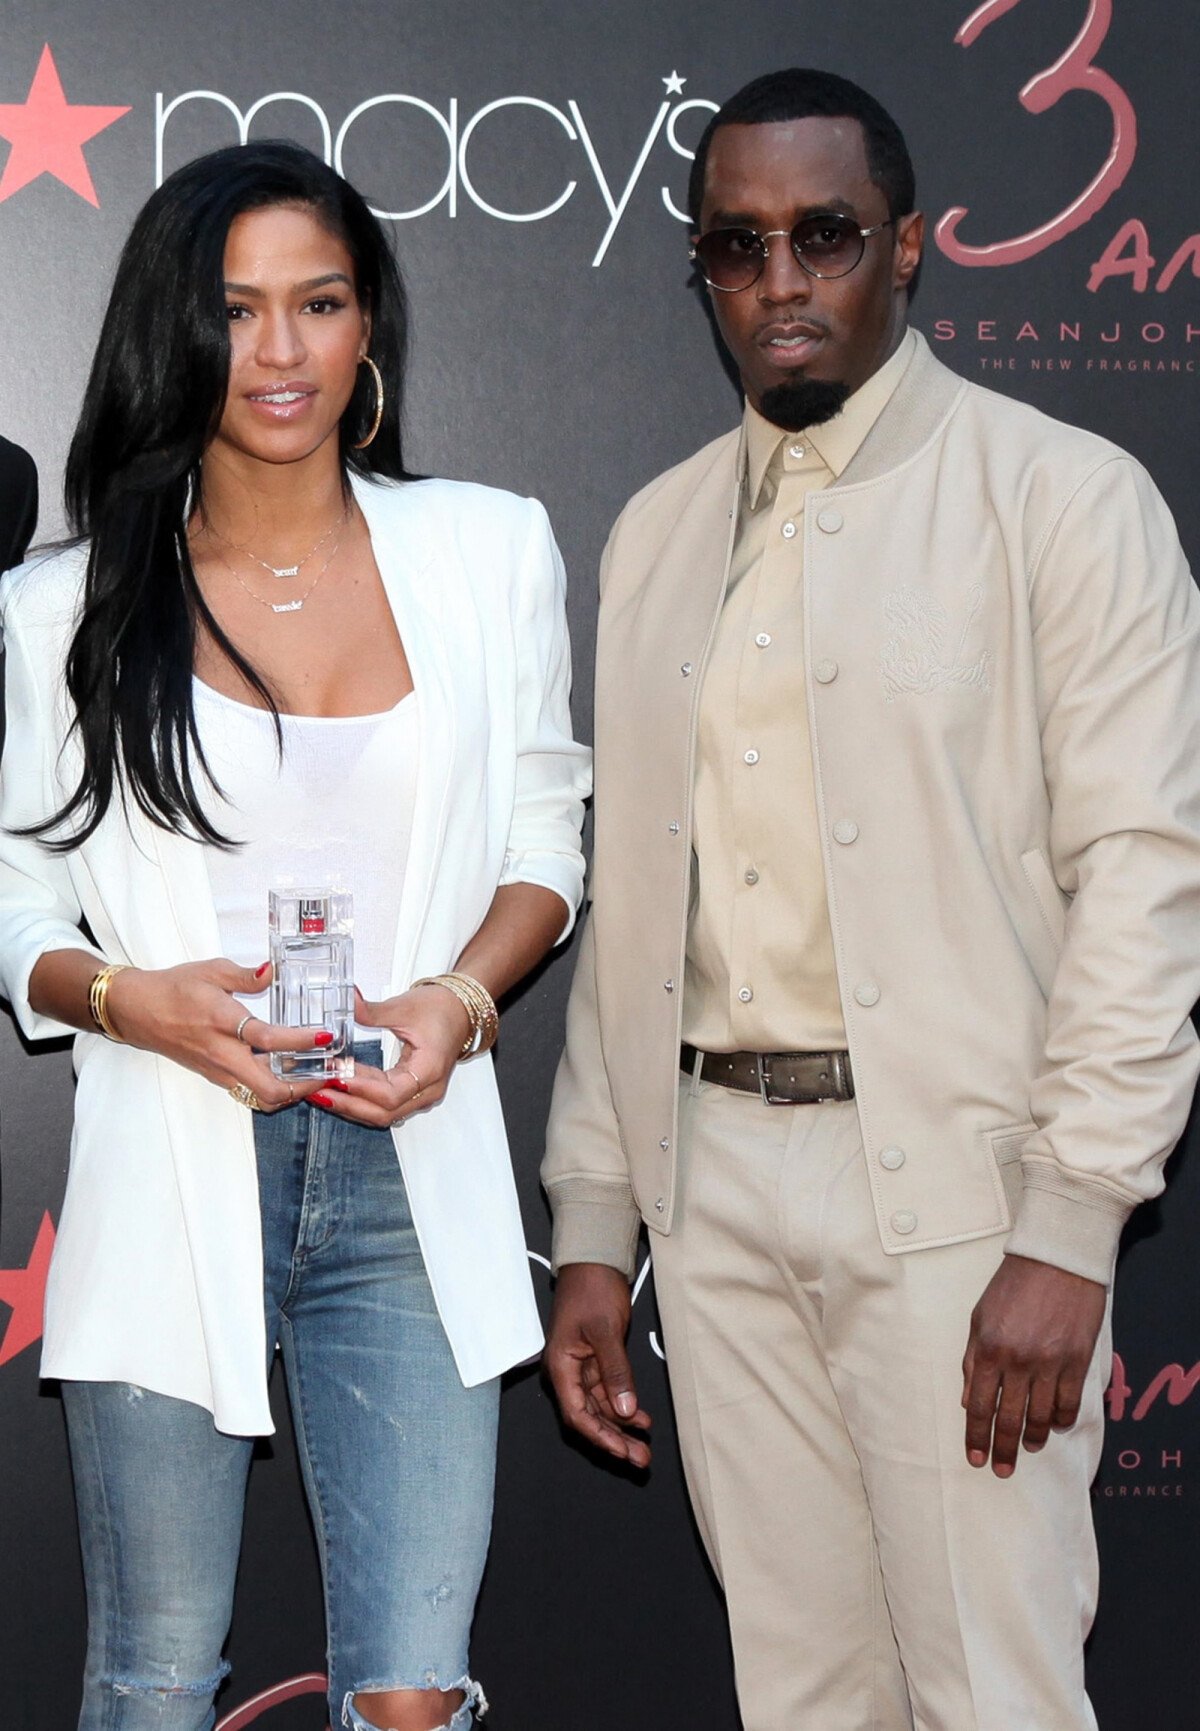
0,474,591,1435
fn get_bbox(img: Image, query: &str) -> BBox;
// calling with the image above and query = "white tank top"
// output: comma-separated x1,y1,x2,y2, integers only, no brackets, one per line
194,680,417,1013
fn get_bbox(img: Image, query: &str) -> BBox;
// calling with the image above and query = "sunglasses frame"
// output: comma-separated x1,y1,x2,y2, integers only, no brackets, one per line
690,214,895,291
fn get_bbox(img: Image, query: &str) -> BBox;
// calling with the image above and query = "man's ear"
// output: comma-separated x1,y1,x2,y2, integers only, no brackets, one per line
894,210,924,291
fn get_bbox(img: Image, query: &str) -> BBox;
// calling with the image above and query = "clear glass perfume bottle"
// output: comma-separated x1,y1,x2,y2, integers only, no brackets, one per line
268,889,354,1081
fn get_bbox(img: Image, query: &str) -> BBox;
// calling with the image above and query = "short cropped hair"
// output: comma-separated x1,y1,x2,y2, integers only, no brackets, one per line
688,68,916,227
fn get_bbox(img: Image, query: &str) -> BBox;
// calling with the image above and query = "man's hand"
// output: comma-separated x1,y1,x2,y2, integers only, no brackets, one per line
543,1262,652,1468
962,1252,1107,1477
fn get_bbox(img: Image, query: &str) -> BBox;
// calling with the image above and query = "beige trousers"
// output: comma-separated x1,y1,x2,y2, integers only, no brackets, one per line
650,1075,1109,1731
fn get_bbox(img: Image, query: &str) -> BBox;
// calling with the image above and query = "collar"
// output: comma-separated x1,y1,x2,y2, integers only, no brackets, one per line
742,326,918,508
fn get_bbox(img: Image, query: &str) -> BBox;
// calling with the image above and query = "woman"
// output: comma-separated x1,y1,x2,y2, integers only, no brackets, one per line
0,142,589,1731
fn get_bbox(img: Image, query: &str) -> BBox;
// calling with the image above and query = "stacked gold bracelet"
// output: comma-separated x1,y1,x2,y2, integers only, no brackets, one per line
413,972,499,1057
88,962,129,1042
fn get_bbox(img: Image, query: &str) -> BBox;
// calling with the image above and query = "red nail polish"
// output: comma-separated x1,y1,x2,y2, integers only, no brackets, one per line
254,963,270,978
311,1092,334,1108
314,1031,334,1048
326,1078,350,1092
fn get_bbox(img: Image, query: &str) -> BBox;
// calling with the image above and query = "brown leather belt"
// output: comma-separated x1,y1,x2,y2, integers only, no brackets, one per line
680,1042,855,1106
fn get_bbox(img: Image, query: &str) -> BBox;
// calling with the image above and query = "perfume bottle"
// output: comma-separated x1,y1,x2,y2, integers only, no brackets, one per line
268,889,354,1081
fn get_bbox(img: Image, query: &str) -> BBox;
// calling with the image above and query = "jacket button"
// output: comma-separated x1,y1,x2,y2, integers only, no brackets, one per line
854,982,880,1007
891,1210,917,1235
814,659,839,684
817,507,844,534
655,1197,665,1212
879,1146,906,1171
833,819,859,845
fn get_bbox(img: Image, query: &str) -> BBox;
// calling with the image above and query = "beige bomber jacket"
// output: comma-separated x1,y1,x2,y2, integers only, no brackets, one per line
542,332,1200,1289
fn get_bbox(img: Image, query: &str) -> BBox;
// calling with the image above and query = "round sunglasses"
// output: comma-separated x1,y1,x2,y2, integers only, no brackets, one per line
690,212,894,291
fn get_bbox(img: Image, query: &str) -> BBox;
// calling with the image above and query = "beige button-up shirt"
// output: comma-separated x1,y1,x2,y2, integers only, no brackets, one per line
684,330,916,1053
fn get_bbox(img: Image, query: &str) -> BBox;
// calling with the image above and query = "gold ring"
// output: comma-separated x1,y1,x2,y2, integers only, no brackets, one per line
235,1013,253,1044
229,1082,263,1111
286,1080,296,1104
402,1064,424,1097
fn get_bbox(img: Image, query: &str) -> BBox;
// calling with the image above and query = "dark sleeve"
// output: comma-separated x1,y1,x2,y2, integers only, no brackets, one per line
0,438,38,572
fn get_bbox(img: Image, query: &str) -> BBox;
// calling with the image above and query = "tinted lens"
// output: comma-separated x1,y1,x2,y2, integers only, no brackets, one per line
791,213,863,277
694,228,766,289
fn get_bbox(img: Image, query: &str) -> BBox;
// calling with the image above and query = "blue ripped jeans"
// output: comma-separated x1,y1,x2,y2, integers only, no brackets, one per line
63,1048,498,1731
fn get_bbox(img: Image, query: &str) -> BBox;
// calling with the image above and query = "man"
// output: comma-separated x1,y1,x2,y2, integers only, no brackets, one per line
542,68,1200,1731
0,434,37,572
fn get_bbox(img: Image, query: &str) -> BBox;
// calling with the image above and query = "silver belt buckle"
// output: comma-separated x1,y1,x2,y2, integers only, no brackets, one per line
757,1051,789,1106
758,1050,852,1105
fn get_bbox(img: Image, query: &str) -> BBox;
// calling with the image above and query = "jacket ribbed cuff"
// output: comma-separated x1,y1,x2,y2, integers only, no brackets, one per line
1005,1158,1131,1285
547,1178,641,1281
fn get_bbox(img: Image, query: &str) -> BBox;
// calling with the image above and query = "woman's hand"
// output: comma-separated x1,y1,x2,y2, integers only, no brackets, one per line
310,984,473,1128
104,958,329,1111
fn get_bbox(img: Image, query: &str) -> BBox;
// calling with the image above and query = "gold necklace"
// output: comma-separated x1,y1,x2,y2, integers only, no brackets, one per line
203,503,349,579
209,532,343,614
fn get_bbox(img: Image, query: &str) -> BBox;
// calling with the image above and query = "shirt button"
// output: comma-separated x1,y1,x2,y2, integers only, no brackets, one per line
755,631,772,648
781,520,797,540
788,443,806,459
664,979,675,993
854,982,880,1007
879,1146,906,1171
744,867,759,885
817,507,844,534
814,659,839,684
659,1137,670,1151
891,1210,918,1235
737,986,753,1003
833,819,859,845
668,821,680,835
655,1197,665,1212
681,662,693,677
744,748,760,765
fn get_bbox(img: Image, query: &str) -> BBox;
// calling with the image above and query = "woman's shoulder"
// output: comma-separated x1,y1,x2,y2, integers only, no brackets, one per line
353,473,550,544
0,541,87,638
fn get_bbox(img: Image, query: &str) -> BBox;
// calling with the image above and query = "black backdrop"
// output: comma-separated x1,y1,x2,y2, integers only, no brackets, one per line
0,3,1197,1726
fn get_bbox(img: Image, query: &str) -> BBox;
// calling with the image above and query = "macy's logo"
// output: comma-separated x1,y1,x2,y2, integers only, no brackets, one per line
155,73,711,266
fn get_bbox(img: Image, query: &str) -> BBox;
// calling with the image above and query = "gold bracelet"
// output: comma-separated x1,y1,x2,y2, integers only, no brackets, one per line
413,972,499,1057
88,962,130,1042
456,973,499,1054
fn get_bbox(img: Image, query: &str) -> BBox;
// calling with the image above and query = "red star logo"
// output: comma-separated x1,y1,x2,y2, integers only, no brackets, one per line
0,1212,55,1366
0,44,129,206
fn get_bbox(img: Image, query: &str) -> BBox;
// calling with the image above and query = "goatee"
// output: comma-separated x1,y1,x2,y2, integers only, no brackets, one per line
757,376,850,433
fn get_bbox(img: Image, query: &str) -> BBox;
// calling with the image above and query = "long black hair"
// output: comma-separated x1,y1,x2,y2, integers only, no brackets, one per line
34,140,414,850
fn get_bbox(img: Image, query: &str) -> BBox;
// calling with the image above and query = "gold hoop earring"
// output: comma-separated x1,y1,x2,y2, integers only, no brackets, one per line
353,356,384,450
